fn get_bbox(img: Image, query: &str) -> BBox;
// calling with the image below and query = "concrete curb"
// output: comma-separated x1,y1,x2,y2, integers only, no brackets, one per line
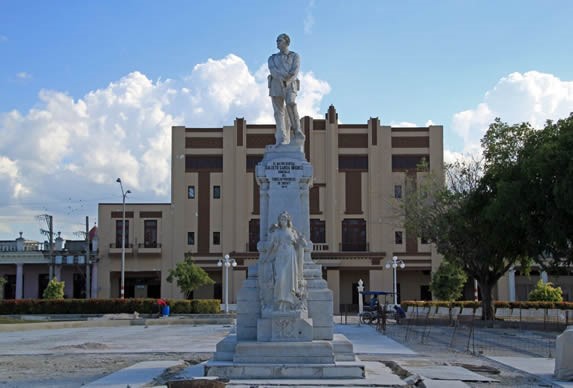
0,316,235,332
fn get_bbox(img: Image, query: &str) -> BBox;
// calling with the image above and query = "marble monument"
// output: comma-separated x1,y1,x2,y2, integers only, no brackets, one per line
205,34,363,379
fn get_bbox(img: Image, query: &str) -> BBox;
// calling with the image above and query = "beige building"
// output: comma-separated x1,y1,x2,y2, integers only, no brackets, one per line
97,106,445,312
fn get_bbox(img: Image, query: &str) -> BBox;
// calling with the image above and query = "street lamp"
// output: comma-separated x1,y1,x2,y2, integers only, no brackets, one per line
218,254,237,313
116,178,131,300
385,256,406,305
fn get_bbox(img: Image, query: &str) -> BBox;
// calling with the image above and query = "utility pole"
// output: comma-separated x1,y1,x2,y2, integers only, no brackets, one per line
85,216,91,299
37,214,54,279
74,217,93,299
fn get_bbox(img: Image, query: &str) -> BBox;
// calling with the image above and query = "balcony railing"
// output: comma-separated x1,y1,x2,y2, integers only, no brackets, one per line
138,242,162,249
312,243,329,251
339,242,369,252
109,243,134,248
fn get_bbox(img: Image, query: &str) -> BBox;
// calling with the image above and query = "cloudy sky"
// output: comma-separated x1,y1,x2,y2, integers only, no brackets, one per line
1,1,573,241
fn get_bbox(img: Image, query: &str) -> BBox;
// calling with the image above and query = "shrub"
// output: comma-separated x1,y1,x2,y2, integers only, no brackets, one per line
170,299,192,314
528,280,563,302
430,261,468,301
0,298,221,315
191,299,220,313
43,278,65,299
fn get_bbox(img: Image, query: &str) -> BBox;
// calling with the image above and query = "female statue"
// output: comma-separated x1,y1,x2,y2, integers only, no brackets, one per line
262,211,306,312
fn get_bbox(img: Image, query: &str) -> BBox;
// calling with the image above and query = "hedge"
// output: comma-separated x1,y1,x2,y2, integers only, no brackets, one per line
401,300,573,310
0,298,221,315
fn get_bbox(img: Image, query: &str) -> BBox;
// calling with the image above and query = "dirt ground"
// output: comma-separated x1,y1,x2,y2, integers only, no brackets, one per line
0,353,212,388
0,320,560,387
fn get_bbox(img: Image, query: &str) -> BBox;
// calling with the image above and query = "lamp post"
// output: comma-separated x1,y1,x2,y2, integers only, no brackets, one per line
385,256,406,305
218,254,237,313
116,178,131,300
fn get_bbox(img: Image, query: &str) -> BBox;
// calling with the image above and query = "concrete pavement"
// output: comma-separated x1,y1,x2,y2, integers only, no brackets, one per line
2,319,572,387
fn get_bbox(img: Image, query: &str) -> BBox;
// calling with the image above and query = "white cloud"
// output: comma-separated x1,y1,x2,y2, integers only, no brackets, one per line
391,121,418,127
389,121,436,128
0,54,331,239
0,156,30,199
16,72,31,79
304,0,316,35
452,71,573,156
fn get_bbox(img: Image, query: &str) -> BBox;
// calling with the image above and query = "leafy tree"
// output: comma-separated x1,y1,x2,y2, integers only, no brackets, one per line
166,253,214,298
514,114,573,268
480,114,573,274
430,260,468,301
404,158,530,320
43,277,65,299
528,280,563,302
401,113,573,319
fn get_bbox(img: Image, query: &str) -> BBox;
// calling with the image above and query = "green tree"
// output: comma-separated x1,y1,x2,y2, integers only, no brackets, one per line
480,114,573,271
528,280,563,302
430,260,468,301
166,253,215,298
404,158,530,320
514,114,573,267
43,277,65,299
406,114,573,319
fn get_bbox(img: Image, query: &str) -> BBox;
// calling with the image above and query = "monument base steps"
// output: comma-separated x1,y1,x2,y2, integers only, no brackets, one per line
210,334,364,379
204,361,365,379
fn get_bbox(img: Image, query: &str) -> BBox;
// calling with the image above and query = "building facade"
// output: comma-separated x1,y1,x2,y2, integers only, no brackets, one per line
0,230,98,299
97,106,445,312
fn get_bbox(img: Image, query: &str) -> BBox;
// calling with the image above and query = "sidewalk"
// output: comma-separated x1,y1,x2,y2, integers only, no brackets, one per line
0,313,234,332
488,356,573,388
2,318,571,387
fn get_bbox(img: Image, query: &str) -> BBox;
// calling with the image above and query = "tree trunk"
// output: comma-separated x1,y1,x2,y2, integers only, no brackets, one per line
480,282,495,321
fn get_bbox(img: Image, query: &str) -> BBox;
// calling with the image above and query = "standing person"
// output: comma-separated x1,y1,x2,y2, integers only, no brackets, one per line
268,33,305,145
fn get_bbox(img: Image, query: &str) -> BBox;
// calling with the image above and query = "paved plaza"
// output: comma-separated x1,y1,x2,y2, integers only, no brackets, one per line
0,319,571,387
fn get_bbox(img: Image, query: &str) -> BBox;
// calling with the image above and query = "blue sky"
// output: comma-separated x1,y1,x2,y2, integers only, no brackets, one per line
1,1,573,241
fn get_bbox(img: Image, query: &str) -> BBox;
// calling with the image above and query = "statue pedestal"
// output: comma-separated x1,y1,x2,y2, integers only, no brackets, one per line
207,144,363,380
257,315,314,342
555,326,573,380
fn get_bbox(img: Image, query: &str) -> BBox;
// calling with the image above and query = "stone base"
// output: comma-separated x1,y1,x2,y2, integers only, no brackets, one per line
210,334,364,379
234,341,334,364
204,360,365,379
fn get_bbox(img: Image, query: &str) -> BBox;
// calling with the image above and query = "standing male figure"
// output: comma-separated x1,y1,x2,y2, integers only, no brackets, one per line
268,33,305,145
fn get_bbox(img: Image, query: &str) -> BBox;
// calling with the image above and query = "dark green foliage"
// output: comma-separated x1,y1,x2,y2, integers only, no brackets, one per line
402,300,573,310
528,280,563,302
191,299,221,314
0,276,5,300
404,114,573,320
166,253,215,298
0,298,221,315
430,261,468,301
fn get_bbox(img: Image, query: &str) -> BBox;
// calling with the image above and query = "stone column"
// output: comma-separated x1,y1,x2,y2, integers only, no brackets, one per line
541,271,548,283
357,279,364,314
15,263,24,299
91,264,98,298
508,267,516,302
